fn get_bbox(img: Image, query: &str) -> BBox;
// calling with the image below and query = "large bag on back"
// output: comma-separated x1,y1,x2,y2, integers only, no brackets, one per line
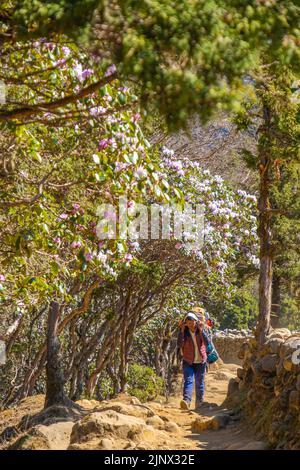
206,341,219,364
204,325,219,364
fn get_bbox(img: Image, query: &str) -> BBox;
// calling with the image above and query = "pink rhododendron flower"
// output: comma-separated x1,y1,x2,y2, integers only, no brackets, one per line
45,42,54,51
105,64,117,76
161,146,174,157
74,63,83,81
133,113,141,123
172,161,183,171
61,46,71,57
98,138,111,150
90,106,107,116
54,59,66,67
135,166,147,178
129,241,140,251
81,68,93,80
115,162,127,172
103,210,117,221
71,241,82,249
97,251,107,263
73,64,93,82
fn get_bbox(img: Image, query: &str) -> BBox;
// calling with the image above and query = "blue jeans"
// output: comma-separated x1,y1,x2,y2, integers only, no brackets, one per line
182,360,206,403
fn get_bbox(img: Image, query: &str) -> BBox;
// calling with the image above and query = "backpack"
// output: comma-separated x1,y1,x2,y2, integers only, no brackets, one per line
206,341,219,364
204,324,219,364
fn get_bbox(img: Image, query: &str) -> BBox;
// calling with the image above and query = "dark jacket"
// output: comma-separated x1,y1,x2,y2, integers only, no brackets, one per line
177,324,209,365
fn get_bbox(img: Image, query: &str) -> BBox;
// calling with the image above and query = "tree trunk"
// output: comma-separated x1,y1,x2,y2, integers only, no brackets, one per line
74,367,85,401
119,318,128,393
86,332,117,397
271,272,281,328
44,301,69,408
107,365,120,396
154,343,162,376
256,105,273,347
257,223,273,346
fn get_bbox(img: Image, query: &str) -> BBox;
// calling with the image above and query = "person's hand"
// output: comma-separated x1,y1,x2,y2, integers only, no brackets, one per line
178,319,185,328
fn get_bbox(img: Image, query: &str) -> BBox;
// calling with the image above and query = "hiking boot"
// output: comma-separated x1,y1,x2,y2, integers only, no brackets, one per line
180,399,190,410
195,400,204,410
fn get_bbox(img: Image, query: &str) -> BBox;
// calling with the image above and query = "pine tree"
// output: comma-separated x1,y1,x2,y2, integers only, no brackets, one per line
237,67,300,344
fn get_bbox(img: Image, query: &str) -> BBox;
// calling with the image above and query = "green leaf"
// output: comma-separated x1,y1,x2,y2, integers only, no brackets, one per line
93,154,100,164
118,92,126,105
154,186,161,198
95,173,106,182
100,85,107,97
81,261,88,271
43,223,49,233
50,262,59,276
129,152,138,164
15,236,21,253
173,188,182,199
33,151,42,163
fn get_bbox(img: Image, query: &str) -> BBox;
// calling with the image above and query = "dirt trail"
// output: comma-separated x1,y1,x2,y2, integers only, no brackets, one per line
145,362,266,450
0,362,267,450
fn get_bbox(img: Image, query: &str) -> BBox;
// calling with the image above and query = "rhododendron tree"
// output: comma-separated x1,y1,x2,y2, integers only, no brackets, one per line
1,0,299,411
0,38,174,407
0,39,174,309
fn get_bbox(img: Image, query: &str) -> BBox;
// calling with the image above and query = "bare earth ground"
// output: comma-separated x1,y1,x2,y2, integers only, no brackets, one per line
149,362,263,450
0,362,267,450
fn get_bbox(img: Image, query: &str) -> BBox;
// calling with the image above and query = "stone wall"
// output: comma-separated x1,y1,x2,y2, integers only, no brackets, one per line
227,328,300,450
213,330,253,365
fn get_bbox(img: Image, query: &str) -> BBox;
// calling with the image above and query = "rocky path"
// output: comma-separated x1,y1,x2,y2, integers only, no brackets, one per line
0,362,268,450
144,362,267,450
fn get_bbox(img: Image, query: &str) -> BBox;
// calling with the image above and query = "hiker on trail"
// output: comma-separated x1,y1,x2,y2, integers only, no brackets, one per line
178,308,209,411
